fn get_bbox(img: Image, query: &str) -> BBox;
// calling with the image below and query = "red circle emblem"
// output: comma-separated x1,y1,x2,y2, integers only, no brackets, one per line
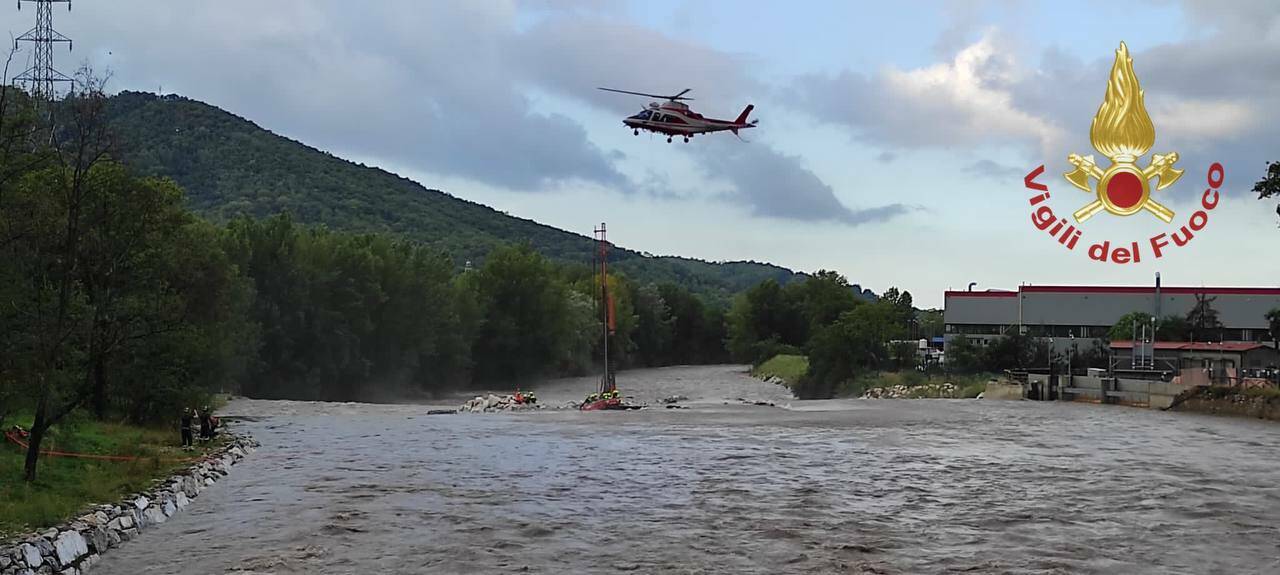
1105,171,1143,209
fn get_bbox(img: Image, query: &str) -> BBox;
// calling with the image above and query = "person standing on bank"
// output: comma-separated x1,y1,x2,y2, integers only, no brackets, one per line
180,407,194,449
199,406,212,441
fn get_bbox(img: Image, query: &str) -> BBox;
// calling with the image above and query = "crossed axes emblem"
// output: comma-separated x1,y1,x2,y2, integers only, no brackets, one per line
1064,152,1183,223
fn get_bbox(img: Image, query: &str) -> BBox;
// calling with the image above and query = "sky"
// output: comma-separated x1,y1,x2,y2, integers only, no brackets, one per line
6,0,1279,307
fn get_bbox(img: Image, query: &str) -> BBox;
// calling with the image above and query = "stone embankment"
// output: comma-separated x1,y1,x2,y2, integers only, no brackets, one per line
1172,389,1280,421
759,375,787,387
457,394,545,413
0,434,258,575
861,382,959,399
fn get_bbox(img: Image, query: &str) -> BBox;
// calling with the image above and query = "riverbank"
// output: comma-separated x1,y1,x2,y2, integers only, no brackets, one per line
1171,386,1280,421
1,430,256,574
751,354,807,387
1,414,224,539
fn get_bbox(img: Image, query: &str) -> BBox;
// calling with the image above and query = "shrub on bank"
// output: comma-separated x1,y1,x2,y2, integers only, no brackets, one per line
752,354,808,386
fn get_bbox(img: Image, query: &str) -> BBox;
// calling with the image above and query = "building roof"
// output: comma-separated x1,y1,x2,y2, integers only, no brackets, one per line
1109,341,1268,352
1020,285,1280,296
943,290,1017,298
945,285,1280,298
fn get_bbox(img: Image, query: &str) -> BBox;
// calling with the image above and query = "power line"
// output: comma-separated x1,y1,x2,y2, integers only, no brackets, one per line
13,0,73,102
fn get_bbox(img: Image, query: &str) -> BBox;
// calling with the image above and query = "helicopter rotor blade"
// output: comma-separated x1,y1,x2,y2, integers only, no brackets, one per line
597,87,694,101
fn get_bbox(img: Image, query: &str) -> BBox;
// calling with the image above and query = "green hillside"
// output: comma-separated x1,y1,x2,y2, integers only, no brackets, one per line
102,91,810,300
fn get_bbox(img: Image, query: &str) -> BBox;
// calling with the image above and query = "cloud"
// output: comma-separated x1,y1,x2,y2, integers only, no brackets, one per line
64,1,627,192
792,33,1063,154
789,9,1280,204
691,140,911,225
963,159,1025,181
510,16,758,116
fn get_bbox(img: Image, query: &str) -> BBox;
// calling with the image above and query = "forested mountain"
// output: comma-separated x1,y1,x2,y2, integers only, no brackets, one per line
102,91,820,301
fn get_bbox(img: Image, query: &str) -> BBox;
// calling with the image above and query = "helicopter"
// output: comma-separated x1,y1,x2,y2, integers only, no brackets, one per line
598,88,757,143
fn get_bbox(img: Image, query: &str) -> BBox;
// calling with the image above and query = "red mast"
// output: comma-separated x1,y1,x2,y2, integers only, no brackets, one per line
595,223,616,395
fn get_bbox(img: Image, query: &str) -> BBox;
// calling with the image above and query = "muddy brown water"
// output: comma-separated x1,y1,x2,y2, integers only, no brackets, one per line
92,365,1280,574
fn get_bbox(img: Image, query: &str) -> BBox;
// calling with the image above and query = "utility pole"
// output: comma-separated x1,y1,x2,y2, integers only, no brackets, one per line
14,0,73,125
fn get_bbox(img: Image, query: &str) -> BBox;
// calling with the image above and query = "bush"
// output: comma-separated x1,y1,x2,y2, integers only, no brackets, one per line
752,354,809,386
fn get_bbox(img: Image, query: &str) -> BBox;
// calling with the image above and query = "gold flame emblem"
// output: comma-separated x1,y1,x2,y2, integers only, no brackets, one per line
1065,42,1182,223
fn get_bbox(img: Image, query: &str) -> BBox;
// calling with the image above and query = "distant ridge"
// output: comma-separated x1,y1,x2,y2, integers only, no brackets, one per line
102,91,832,300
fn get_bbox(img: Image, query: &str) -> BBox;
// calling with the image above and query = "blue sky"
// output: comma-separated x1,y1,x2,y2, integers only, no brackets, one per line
7,0,1278,307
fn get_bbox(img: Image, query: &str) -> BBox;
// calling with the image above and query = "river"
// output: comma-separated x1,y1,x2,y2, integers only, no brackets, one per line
93,365,1280,574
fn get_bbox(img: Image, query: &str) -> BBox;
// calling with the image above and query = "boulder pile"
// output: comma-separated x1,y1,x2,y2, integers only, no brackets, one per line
0,434,258,575
458,394,543,413
861,382,959,399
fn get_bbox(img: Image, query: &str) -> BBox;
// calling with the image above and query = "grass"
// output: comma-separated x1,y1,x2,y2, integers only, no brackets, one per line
836,371,999,398
752,354,809,387
1,411,227,539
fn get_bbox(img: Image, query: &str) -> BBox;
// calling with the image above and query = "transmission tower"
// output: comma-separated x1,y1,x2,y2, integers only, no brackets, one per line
14,0,73,102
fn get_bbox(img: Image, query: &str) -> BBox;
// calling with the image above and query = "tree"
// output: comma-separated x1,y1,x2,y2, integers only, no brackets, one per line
630,283,674,367
880,287,915,332
1266,308,1280,350
1187,294,1223,342
918,309,944,339
1108,312,1156,342
944,337,983,373
800,300,904,398
467,244,576,384
7,70,117,482
1254,161,1280,222
982,334,1035,371
1156,315,1191,342
789,270,860,331
726,279,806,364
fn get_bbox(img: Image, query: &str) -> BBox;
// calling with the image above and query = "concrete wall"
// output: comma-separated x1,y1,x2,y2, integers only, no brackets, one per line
982,382,1025,400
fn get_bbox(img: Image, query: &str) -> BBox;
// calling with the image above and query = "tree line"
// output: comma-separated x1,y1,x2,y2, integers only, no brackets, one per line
0,80,726,481
722,271,937,398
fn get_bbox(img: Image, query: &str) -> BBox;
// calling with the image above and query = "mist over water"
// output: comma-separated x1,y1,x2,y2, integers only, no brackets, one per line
93,366,1280,574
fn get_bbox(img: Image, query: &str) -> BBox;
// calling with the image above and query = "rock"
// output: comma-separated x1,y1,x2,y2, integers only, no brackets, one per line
162,500,176,517
105,529,121,549
142,506,166,525
33,538,54,558
19,544,41,568
205,477,215,486
132,496,149,512
52,531,88,567
87,528,110,554
118,529,136,542
174,491,191,509
106,513,133,531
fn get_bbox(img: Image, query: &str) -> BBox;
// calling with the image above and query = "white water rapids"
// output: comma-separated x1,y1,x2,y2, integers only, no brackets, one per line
92,365,1280,574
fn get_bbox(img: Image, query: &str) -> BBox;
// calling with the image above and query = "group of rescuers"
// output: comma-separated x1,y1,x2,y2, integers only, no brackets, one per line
584,389,621,403
179,406,221,449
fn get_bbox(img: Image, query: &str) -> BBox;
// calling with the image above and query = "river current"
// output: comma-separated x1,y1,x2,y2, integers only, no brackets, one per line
93,365,1280,574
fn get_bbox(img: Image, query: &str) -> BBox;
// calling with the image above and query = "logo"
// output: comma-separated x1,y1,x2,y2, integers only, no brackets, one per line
1024,42,1225,265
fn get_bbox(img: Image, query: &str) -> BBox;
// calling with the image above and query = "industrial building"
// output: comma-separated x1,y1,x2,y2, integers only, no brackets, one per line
1109,341,1280,383
943,283,1280,355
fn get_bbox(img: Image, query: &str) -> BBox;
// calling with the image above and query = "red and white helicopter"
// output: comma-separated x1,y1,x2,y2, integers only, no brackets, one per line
599,87,757,143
